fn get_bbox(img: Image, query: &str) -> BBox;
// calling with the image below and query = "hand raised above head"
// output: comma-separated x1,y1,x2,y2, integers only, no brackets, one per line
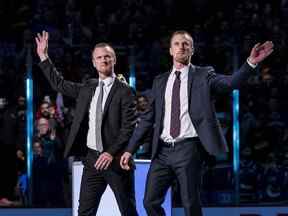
35,30,49,61
248,41,274,65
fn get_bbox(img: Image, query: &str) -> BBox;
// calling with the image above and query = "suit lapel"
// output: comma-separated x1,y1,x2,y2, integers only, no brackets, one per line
188,64,196,105
158,65,195,113
79,79,97,115
88,82,98,104
102,78,119,119
158,72,170,123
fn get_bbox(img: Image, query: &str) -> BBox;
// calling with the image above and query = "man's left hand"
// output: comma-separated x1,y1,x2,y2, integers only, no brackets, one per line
248,41,274,65
94,152,113,171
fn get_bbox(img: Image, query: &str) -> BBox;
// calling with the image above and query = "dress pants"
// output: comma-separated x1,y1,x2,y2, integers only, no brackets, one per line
78,149,138,216
143,138,204,216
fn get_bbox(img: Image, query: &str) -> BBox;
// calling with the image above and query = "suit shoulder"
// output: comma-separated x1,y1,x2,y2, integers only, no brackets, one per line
116,79,136,95
84,78,98,85
195,65,215,74
116,78,130,89
154,71,169,81
154,74,163,80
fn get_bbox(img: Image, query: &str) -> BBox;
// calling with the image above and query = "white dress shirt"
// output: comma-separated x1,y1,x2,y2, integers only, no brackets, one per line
160,64,198,143
160,59,256,143
87,75,115,150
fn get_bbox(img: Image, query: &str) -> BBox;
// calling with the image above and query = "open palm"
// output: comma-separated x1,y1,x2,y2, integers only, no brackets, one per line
35,31,49,61
249,41,274,65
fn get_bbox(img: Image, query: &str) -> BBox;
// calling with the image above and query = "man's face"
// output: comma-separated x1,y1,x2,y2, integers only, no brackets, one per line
40,103,50,117
137,96,148,112
169,33,194,64
33,142,43,156
37,118,49,135
92,46,116,78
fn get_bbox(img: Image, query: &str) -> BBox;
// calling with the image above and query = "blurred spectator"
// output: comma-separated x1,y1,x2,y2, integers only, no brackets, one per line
36,99,64,135
0,97,17,206
32,117,65,207
135,94,152,159
37,101,50,119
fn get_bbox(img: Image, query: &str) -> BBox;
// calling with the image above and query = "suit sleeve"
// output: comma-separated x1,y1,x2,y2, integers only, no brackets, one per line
105,87,137,156
208,61,255,94
38,58,82,98
125,80,157,154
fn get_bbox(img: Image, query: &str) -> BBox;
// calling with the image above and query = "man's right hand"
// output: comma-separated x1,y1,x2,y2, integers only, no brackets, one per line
35,30,49,62
120,152,132,170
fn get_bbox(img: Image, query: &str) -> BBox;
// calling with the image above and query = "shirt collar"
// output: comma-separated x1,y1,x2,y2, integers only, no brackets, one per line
99,73,116,87
172,63,191,79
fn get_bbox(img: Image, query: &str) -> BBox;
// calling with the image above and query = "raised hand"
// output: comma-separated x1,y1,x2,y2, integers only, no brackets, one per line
35,30,49,61
248,41,274,65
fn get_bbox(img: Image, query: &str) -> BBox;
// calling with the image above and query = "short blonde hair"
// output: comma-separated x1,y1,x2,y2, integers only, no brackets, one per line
91,42,116,59
170,30,193,47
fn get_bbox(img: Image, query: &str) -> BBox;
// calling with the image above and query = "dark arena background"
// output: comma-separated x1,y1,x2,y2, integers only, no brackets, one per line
0,0,287,215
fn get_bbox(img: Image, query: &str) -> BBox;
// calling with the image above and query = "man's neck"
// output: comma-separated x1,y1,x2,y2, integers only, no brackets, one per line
173,61,190,70
98,72,114,80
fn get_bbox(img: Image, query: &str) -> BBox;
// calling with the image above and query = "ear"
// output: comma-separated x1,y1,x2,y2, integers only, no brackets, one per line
92,58,96,68
113,56,117,65
169,47,173,56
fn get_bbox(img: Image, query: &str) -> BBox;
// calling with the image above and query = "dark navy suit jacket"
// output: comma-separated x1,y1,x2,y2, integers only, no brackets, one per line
126,62,255,159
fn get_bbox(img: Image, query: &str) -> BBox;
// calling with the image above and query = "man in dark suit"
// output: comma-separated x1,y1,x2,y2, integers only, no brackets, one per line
35,31,138,216
120,30,274,216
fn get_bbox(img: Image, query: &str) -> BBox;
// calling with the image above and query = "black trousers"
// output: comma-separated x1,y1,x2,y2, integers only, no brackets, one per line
78,149,138,216
144,138,204,216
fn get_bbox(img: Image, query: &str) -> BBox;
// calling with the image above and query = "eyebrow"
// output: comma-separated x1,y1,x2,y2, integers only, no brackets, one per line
173,41,191,45
96,54,112,58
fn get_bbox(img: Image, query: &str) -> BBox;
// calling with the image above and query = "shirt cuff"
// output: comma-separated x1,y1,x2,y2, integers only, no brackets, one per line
247,58,257,68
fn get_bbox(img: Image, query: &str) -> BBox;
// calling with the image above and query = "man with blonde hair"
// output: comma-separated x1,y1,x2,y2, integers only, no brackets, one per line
36,31,138,216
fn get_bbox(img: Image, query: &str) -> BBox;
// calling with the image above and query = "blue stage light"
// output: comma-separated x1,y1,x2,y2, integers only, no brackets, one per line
233,89,240,204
